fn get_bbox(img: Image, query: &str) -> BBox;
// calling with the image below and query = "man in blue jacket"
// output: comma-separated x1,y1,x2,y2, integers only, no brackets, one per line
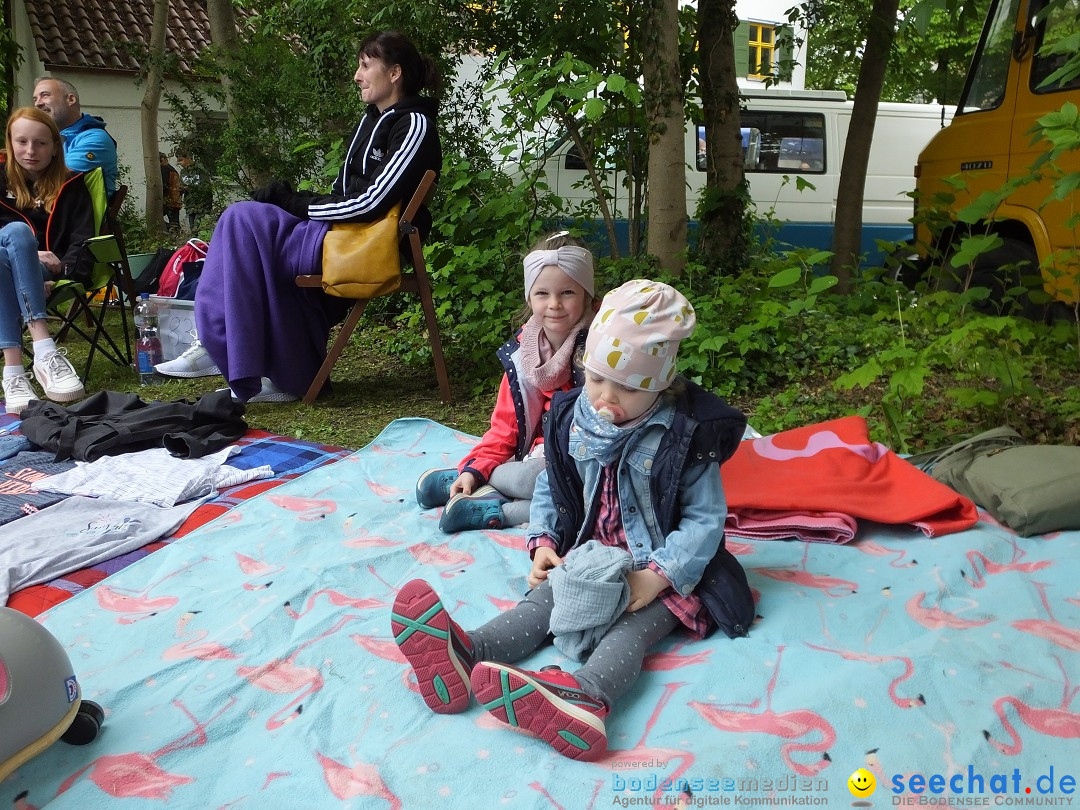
33,77,118,198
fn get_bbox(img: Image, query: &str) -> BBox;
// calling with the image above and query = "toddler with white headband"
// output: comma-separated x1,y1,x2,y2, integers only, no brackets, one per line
393,279,753,761
415,231,597,533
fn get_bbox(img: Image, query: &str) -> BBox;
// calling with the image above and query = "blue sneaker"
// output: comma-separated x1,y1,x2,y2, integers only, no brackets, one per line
440,486,508,533
416,467,458,508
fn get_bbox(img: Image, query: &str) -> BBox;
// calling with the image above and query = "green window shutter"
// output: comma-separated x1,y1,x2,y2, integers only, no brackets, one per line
776,24,795,82
734,20,750,79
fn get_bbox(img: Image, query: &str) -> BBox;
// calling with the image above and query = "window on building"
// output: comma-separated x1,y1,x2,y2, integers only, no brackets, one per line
748,24,776,79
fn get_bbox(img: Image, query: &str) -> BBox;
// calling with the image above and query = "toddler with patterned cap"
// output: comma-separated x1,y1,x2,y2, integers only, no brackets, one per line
415,231,597,534
393,279,754,761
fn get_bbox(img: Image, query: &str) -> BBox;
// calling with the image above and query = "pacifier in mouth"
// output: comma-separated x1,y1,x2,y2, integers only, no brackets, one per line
595,404,618,423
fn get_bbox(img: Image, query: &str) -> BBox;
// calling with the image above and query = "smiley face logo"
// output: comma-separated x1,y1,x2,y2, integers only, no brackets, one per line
848,768,877,798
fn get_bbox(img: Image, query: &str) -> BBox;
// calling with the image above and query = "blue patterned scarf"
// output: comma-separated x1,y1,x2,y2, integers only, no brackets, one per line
572,394,660,467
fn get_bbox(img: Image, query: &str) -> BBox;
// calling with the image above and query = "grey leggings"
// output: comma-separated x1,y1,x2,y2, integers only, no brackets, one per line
488,457,546,526
467,579,680,708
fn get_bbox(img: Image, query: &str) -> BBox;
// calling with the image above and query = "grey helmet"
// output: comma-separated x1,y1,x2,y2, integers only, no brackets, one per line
0,607,102,781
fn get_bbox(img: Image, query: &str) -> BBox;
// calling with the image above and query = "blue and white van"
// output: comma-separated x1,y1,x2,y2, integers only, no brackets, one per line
538,88,953,261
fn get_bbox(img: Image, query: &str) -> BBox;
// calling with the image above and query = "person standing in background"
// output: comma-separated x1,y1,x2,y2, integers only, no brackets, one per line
177,150,213,230
160,153,182,232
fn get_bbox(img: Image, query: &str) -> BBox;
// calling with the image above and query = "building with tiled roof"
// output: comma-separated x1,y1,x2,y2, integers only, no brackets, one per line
9,0,223,217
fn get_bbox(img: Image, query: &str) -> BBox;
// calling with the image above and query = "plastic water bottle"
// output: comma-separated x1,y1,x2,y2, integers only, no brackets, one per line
134,293,162,385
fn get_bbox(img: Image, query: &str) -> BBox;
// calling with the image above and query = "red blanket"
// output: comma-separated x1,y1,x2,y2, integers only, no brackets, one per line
721,415,977,541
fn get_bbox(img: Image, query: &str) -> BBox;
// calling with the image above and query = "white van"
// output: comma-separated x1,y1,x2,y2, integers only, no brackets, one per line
539,88,953,260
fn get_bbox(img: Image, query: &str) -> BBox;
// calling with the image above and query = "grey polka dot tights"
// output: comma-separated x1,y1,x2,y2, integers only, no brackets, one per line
467,579,680,708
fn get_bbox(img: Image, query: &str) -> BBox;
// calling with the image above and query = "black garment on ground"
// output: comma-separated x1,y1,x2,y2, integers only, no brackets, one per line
20,389,246,462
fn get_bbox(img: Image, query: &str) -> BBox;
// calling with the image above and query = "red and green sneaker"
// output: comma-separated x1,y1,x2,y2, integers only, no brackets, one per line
391,580,474,713
470,663,609,761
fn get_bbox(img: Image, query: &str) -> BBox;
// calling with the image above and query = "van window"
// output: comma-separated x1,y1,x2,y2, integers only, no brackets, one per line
565,144,587,170
1030,0,1080,93
696,114,826,173
741,111,826,173
958,0,1023,114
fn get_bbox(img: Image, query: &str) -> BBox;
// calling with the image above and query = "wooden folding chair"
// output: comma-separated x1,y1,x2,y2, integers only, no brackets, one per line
295,169,451,405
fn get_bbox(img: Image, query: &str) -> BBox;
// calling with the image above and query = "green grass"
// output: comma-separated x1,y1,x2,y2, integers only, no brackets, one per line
63,310,493,451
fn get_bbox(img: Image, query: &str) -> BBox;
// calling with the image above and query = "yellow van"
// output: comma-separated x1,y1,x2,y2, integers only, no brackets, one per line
915,0,1080,302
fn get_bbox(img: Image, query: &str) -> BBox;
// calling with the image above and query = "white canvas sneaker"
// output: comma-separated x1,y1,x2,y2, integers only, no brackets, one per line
33,349,86,402
3,372,41,414
154,338,221,378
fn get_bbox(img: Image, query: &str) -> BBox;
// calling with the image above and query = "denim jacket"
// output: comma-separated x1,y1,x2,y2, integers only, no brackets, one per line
527,380,755,638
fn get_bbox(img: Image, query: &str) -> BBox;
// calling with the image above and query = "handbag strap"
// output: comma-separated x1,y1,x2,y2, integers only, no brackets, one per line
907,427,1030,474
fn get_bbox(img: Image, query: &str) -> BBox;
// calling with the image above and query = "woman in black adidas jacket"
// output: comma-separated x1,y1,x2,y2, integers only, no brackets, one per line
168,31,443,404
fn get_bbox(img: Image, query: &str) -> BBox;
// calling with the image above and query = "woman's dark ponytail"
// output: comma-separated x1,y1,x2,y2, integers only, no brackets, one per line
358,31,441,99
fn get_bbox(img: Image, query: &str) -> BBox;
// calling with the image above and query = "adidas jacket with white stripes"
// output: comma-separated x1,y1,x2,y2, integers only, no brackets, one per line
301,96,441,230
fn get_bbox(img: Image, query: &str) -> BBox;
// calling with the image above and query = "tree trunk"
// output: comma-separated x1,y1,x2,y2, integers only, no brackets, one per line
559,110,621,260
830,0,901,288
642,0,687,274
207,0,268,185
141,0,169,233
697,0,750,272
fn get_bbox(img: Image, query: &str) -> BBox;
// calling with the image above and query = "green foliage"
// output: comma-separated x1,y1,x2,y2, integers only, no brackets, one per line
800,0,991,104
393,155,562,387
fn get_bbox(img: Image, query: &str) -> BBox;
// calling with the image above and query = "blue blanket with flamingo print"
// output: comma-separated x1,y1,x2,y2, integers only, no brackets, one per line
2,417,1077,808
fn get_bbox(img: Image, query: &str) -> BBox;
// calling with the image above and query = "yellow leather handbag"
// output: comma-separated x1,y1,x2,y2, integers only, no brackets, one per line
319,203,402,298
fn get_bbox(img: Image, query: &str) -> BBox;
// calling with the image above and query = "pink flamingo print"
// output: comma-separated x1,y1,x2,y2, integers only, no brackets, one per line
407,542,475,571
162,611,239,661
690,646,836,777
984,658,1080,755
486,594,520,612
482,529,527,550
1011,581,1080,651
593,682,696,805
725,539,756,557
93,558,209,623
350,633,417,697
856,540,917,568
283,589,384,619
235,551,285,591
316,751,401,807
529,780,605,809
343,529,400,549
906,592,993,630
805,642,925,708
267,494,337,521
238,614,361,730
95,586,179,623
261,771,291,789
365,480,404,498
962,536,1051,589
56,698,235,800
643,642,713,671
753,544,856,597
753,567,857,597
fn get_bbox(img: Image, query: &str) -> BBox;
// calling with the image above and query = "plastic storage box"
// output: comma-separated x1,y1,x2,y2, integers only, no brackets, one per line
149,295,196,362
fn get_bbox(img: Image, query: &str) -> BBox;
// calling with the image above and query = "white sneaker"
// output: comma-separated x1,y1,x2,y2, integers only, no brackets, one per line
3,372,40,414
247,377,298,404
155,338,221,378
33,349,86,403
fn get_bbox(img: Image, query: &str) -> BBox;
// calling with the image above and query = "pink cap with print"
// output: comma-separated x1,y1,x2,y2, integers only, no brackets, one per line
582,279,696,392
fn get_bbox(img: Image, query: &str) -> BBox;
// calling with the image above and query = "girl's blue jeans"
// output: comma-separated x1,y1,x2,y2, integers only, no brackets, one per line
0,222,49,349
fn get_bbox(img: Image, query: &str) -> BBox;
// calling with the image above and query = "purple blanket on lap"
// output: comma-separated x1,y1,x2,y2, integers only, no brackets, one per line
195,201,335,400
